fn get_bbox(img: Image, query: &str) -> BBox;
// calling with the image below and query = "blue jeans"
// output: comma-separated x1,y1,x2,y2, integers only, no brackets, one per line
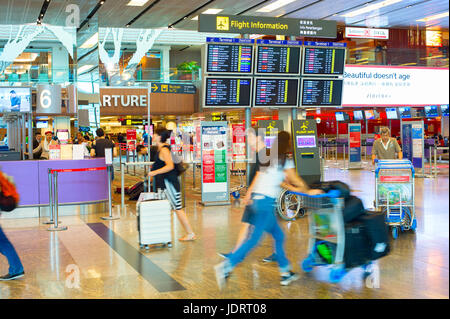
0,225,24,274
227,194,291,274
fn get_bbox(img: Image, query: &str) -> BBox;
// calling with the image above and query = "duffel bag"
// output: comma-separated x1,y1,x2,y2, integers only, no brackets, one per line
357,210,391,260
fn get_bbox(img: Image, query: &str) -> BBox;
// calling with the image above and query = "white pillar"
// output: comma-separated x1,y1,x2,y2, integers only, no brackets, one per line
278,109,292,133
51,44,70,83
161,46,171,83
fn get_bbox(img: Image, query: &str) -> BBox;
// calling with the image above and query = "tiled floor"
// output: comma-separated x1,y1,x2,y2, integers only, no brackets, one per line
0,161,448,299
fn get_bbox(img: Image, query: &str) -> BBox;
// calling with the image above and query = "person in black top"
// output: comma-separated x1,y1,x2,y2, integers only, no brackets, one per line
148,127,196,242
32,132,42,159
91,128,117,182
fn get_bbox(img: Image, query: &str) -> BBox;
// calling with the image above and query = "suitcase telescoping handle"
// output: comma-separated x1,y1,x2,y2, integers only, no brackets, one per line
287,189,341,198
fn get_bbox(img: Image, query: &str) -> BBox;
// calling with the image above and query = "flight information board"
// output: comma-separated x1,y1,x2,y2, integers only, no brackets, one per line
302,47,346,76
204,77,252,107
205,43,253,74
256,45,301,75
254,78,299,107
301,78,343,106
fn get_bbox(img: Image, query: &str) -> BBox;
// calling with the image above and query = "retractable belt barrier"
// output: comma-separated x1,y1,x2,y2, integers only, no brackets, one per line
45,166,115,231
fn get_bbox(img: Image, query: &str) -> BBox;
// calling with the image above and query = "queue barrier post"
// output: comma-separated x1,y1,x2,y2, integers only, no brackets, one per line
47,171,68,231
43,168,59,225
101,165,119,220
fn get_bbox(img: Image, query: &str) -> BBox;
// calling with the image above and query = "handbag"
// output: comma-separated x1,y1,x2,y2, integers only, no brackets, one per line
0,172,20,212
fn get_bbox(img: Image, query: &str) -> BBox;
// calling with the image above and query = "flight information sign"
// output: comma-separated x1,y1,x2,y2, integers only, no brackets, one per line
301,78,343,106
302,47,346,76
204,77,252,107
205,43,253,74
256,44,301,75
254,78,299,107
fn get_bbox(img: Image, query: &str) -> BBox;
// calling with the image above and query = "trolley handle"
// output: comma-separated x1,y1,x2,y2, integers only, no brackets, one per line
287,189,341,199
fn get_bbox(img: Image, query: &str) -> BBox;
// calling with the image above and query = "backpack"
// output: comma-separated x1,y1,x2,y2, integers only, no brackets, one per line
0,172,20,212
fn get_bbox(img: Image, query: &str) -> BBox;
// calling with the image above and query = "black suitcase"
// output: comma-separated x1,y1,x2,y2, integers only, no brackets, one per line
344,220,370,268
343,195,366,223
357,210,391,260
128,181,146,201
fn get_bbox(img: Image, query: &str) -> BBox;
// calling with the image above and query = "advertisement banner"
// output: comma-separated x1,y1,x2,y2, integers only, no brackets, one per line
201,122,229,205
348,123,362,167
411,122,424,169
232,124,246,161
343,65,449,106
402,124,413,162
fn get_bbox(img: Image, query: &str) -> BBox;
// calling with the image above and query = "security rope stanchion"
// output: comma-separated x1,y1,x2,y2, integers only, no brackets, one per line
101,165,119,220
47,171,68,231
43,168,58,225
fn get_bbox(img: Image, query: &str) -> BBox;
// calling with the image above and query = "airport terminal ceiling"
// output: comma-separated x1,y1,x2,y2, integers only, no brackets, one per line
0,0,448,30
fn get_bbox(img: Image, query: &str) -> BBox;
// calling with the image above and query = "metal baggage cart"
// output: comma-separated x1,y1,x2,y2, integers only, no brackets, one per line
375,159,417,239
291,190,373,283
276,188,307,221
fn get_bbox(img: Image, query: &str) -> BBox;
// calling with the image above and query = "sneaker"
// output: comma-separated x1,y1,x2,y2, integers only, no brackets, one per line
262,253,277,263
0,271,25,281
214,262,231,290
280,271,299,286
217,252,231,258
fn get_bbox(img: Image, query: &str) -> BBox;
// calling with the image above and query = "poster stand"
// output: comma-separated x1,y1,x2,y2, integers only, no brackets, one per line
401,120,428,178
200,121,230,206
345,123,363,170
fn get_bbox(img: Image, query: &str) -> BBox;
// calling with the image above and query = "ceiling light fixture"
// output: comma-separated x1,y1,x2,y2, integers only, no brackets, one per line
256,0,297,13
127,0,150,6
417,11,449,22
191,16,199,20
342,0,403,18
202,8,224,14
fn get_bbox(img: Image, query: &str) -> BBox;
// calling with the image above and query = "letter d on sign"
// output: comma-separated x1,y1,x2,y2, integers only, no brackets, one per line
65,264,81,289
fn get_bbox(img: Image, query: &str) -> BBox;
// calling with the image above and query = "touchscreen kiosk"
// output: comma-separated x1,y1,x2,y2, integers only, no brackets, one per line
292,120,320,185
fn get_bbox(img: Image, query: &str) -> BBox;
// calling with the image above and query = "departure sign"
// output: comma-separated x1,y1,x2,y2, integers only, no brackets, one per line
301,78,343,106
204,77,252,107
254,78,299,107
256,45,301,75
206,43,253,74
303,47,346,76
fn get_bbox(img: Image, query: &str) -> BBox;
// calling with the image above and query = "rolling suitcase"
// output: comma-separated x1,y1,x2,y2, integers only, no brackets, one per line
343,220,370,268
136,193,172,250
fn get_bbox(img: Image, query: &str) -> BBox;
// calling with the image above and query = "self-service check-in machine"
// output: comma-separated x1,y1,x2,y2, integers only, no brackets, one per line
258,120,284,149
292,119,321,186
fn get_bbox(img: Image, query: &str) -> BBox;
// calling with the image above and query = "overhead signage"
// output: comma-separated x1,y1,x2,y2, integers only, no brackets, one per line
256,45,302,75
304,41,347,47
100,87,148,108
36,84,62,114
256,39,302,46
203,77,252,108
150,83,197,94
342,65,449,106
254,78,300,107
199,14,337,38
301,78,344,107
205,42,253,74
207,37,254,44
302,47,346,76
345,27,389,40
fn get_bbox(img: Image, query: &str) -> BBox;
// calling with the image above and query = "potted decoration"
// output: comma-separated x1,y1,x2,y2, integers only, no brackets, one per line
176,61,200,81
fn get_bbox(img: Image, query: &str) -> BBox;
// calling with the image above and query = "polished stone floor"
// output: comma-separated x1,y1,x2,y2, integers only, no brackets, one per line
0,161,448,299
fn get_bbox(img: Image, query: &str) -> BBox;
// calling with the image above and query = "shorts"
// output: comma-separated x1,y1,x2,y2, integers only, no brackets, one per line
164,179,183,211
241,204,256,225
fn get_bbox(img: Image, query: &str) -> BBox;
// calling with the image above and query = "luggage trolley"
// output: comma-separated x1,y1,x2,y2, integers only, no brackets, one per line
375,159,417,239
292,190,374,283
276,188,307,221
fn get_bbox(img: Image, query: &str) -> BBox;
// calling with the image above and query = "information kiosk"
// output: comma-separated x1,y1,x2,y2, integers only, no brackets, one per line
291,120,321,185
257,120,284,149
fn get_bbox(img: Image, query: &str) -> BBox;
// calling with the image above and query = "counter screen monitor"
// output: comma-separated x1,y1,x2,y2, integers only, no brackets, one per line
424,105,439,118
205,43,253,74
296,135,316,148
414,107,425,118
364,110,375,120
36,121,48,128
399,107,412,118
204,77,252,107
256,45,301,75
254,78,299,107
353,110,364,121
0,87,31,112
335,112,345,122
386,108,398,119
301,78,343,106
302,47,346,76
264,136,276,149
441,105,449,117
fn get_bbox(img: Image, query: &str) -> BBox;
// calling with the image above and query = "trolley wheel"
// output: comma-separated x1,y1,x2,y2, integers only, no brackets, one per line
232,191,240,199
277,189,304,221
167,242,172,248
145,245,150,250
301,257,314,273
411,219,417,232
298,208,306,218
391,227,399,239
329,267,346,283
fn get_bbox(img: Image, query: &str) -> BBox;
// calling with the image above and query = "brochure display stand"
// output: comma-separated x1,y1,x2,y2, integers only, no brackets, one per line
200,121,230,206
347,123,362,170
402,120,426,177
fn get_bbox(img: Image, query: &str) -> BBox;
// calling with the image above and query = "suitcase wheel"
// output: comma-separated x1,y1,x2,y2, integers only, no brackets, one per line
391,227,399,239
232,191,240,199
167,242,172,248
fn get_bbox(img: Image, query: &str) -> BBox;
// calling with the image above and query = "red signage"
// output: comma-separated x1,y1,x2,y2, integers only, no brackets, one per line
380,176,410,182
126,129,137,141
202,150,215,183
349,131,361,148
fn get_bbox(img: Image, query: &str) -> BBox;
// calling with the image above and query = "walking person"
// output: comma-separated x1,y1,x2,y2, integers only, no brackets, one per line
148,128,196,242
214,131,322,289
0,171,24,281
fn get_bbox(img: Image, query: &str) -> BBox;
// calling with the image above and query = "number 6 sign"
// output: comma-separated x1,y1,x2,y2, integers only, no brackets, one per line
37,84,61,113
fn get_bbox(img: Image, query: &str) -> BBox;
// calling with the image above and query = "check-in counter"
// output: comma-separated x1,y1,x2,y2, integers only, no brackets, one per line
0,158,109,218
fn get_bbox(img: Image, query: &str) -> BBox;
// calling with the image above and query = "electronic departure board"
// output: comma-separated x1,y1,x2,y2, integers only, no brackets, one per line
302,47,346,76
203,77,252,107
256,46,301,75
254,78,299,107
301,78,343,107
205,43,253,74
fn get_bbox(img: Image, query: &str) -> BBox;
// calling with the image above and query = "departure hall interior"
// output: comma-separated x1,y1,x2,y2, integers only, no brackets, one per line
0,0,448,302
